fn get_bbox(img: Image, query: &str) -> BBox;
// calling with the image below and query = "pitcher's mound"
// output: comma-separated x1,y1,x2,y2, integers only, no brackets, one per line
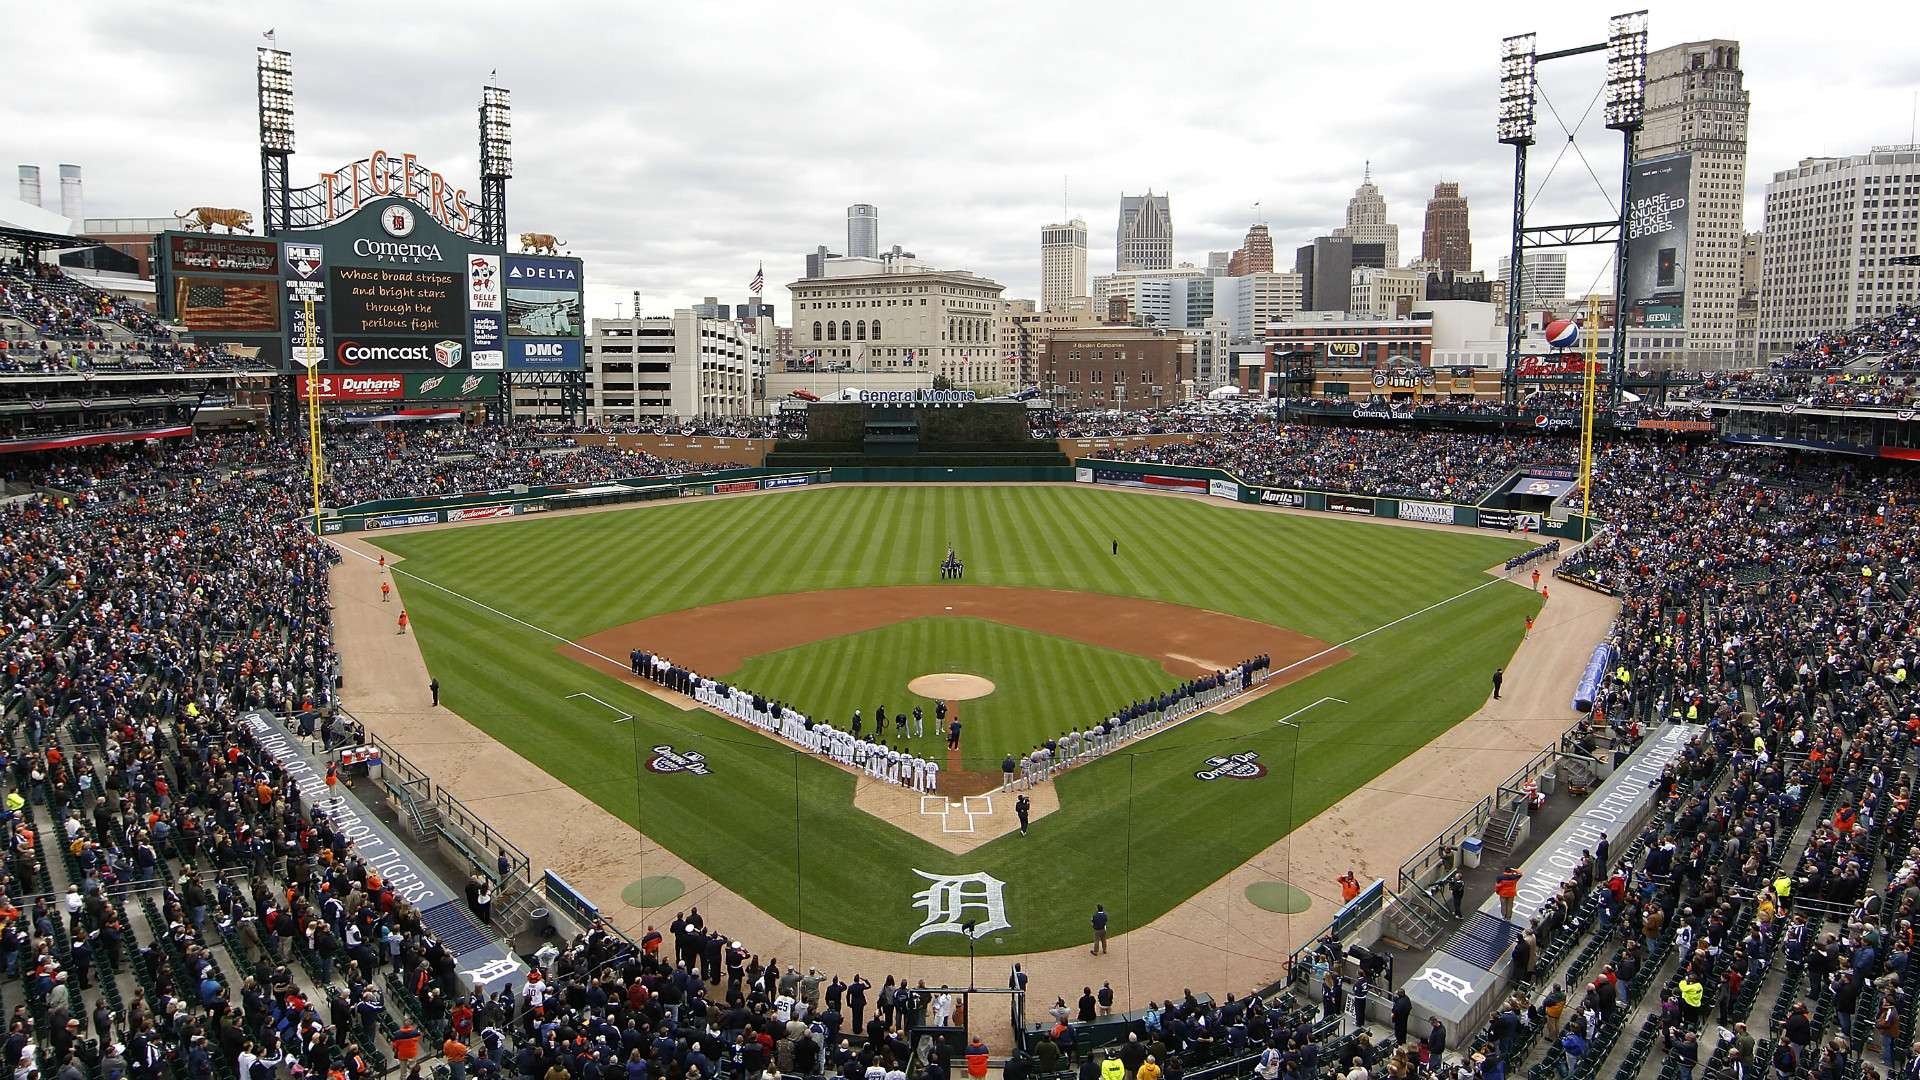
908,673,996,700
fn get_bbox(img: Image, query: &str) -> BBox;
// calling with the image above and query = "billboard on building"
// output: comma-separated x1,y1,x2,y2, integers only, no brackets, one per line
1625,154,1690,330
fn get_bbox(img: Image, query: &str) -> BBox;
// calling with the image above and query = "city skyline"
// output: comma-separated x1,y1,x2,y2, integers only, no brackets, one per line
3,2,1915,321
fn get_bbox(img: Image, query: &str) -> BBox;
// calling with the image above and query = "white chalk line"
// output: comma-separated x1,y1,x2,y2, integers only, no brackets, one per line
567,691,633,723
329,538,632,677
336,537,1516,718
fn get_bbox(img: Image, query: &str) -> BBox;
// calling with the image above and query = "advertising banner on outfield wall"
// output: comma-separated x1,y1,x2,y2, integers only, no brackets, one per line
1075,467,1094,484
365,510,442,530
1254,488,1306,508
1092,468,1209,493
1398,500,1456,525
760,475,814,489
1208,478,1240,501
712,480,759,495
444,504,514,522
1326,494,1376,516
1478,508,1544,532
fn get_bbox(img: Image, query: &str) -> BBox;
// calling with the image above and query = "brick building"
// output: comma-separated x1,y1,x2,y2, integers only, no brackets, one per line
1042,326,1194,411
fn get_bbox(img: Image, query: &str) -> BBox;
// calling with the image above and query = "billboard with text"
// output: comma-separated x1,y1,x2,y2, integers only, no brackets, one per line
1625,154,1690,330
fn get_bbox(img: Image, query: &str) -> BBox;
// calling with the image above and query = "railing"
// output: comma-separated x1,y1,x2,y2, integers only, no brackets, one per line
1398,794,1496,893
359,722,434,802
436,787,532,886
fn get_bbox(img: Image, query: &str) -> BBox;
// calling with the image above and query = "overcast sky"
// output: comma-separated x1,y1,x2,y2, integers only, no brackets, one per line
5,1,1916,322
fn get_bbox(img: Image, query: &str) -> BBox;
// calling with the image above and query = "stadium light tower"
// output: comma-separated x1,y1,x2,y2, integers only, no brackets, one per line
1496,14,1645,409
479,84,512,249
1498,34,1538,146
257,47,294,235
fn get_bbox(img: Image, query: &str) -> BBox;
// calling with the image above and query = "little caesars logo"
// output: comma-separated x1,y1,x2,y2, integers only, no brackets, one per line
1196,752,1266,781
646,746,711,776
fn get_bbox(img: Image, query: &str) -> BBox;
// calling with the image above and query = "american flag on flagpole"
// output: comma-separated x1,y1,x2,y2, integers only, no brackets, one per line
749,264,764,295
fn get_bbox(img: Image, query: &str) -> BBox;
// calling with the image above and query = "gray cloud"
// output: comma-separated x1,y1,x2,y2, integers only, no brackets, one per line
4,0,1909,322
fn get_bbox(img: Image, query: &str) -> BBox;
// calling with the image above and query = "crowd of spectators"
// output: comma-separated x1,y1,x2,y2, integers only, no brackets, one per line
1,398,1919,1080
1770,304,1920,372
1692,370,1920,411
316,424,745,507
1,260,249,374
1108,423,1572,503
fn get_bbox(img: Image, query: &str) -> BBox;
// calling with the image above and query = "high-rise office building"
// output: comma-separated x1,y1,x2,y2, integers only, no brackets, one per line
1632,39,1750,365
846,204,879,258
1758,148,1920,357
1497,252,1570,312
1206,251,1231,277
1227,224,1274,276
1333,164,1399,269
1420,182,1472,274
1296,237,1387,312
1041,219,1089,310
1117,192,1173,271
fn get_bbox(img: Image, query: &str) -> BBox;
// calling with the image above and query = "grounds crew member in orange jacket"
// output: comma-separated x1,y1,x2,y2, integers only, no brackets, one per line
1495,866,1523,922
1338,870,1362,903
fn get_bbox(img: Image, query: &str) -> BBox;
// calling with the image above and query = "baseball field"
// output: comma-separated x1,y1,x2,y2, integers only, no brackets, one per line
366,484,1541,954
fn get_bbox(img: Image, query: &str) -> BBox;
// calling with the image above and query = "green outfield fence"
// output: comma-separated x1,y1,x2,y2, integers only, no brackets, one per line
309,459,1600,537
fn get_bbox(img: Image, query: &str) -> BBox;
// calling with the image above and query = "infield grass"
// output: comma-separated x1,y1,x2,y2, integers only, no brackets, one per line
368,485,1542,954
729,617,1181,769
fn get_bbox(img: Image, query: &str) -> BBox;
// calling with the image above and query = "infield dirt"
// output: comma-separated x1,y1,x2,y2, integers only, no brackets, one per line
572,585,1344,682
332,485,1616,1027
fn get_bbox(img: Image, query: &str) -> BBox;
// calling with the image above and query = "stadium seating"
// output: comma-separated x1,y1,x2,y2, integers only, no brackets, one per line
0,372,1916,1080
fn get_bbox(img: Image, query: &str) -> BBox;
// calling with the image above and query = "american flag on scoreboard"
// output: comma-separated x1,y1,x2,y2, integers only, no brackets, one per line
749,264,764,295
174,278,279,332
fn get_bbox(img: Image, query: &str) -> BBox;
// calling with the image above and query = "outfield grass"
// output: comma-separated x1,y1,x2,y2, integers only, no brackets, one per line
729,617,1181,770
369,485,1541,954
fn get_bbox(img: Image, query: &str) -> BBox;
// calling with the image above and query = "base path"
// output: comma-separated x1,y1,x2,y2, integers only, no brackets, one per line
329,492,1615,1032
574,585,1341,681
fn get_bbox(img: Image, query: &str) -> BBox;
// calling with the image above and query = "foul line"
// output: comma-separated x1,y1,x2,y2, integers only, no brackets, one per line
328,538,633,676
336,538,1516,717
1275,697,1347,729
567,691,633,724
1269,575,1511,680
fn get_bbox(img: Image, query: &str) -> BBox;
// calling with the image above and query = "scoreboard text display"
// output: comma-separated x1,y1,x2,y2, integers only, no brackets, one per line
330,267,464,335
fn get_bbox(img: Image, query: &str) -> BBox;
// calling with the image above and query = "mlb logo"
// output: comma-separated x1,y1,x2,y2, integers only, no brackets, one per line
286,244,323,279
434,340,464,368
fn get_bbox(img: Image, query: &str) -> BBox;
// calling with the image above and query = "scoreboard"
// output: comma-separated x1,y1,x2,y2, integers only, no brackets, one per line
157,193,583,384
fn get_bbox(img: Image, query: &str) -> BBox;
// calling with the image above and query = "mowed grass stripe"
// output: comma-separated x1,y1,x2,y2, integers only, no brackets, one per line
372,485,1540,953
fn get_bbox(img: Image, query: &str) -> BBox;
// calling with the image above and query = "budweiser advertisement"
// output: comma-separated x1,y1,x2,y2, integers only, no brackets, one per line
296,373,405,401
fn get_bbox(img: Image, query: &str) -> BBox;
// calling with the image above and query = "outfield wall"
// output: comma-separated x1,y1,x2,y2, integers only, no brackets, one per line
316,458,1599,537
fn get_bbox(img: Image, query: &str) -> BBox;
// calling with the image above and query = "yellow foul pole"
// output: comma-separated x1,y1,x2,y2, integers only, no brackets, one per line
1578,295,1600,544
303,295,323,531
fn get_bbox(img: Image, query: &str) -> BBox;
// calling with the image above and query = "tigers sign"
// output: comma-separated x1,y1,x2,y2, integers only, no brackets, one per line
305,150,479,238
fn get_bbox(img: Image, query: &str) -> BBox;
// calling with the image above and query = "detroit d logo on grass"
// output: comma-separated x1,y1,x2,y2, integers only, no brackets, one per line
647,745,711,776
908,870,1010,944
1196,752,1266,782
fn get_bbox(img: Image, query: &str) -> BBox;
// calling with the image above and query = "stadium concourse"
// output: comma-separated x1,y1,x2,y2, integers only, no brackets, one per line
0,313,1918,1080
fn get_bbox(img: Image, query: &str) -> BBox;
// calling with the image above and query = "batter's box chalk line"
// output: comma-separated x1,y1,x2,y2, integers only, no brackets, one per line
920,794,995,834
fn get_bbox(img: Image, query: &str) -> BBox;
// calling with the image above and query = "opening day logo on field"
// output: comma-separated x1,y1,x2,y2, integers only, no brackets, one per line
1195,752,1267,781
646,745,712,776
